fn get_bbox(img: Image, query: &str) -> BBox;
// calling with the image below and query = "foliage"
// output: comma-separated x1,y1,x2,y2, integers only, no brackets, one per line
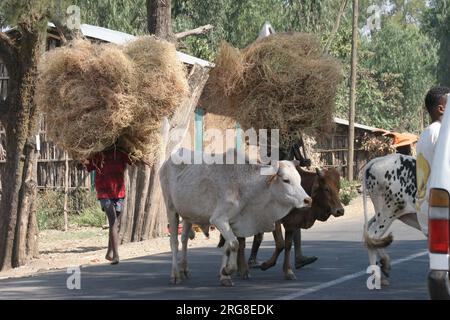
333,6,437,133
362,20,437,132
340,178,359,206
37,189,104,230
423,0,450,87
172,0,340,60
71,0,147,35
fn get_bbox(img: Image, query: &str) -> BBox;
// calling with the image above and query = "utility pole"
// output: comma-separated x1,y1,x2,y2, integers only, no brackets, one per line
348,0,358,181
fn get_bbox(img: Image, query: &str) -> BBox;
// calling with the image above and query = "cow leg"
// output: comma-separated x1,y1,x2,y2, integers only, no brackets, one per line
179,220,192,280
237,237,250,279
378,248,391,286
248,233,264,268
168,212,181,284
365,212,396,286
261,222,284,271
210,211,239,286
283,230,296,280
219,244,234,287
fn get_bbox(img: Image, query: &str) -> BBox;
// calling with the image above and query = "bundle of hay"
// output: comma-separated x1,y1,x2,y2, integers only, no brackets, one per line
362,134,396,159
118,36,189,161
37,36,188,163
203,33,342,151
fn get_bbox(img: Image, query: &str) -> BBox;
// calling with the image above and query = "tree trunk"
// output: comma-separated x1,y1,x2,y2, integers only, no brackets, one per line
147,0,172,38
0,27,44,271
347,0,358,181
324,0,348,54
118,1,210,242
131,165,151,242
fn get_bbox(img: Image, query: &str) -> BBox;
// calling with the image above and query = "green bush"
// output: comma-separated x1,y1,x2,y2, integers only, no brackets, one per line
37,188,105,230
37,190,65,230
340,178,359,206
71,206,105,228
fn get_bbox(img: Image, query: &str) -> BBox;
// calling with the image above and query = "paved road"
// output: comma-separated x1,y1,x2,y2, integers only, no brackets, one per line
0,204,428,300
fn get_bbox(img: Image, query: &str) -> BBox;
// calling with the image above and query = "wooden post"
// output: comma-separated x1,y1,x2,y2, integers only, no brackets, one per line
63,151,69,231
347,0,359,181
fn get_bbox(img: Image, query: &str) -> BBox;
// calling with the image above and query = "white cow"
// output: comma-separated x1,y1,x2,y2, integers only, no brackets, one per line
362,153,422,285
159,148,312,286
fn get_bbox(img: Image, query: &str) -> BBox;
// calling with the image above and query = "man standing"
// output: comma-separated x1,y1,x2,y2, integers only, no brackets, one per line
416,86,450,236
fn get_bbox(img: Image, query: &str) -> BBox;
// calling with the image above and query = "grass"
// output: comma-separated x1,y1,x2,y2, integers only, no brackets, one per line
40,228,109,241
37,189,106,230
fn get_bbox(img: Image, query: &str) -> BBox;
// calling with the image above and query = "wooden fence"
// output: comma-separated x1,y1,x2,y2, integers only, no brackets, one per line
313,124,370,179
0,118,91,191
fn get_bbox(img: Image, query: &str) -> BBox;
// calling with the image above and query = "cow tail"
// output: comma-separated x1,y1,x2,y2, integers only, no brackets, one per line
362,167,369,232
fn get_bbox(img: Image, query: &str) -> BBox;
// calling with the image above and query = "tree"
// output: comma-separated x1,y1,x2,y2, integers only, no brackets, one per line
72,0,147,35
423,0,450,87
119,0,211,243
348,0,359,181
0,0,56,271
362,20,437,131
147,0,172,38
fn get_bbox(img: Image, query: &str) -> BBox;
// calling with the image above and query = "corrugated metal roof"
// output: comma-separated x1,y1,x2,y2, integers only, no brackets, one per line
333,117,380,132
45,22,214,68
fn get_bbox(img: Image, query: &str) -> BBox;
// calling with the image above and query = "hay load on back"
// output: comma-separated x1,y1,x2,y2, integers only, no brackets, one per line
203,32,342,152
36,36,189,163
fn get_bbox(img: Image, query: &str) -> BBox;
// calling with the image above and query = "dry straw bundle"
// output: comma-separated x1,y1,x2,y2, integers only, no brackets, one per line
36,36,188,163
203,32,342,150
362,134,396,159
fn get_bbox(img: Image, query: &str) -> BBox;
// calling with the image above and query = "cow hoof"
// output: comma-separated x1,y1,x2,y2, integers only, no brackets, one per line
240,271,251,280
284,271,297,280
248,258,262,269
260,262,273,271
180,270,191,280
220,278,234,287
170,276,182,284
381,277,390,287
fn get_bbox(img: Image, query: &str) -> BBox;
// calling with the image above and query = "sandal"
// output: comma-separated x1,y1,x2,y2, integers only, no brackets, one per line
295,256,318,269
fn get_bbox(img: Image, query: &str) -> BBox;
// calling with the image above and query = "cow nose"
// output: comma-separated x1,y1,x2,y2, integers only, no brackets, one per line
304,197,312,207
335,208,345,216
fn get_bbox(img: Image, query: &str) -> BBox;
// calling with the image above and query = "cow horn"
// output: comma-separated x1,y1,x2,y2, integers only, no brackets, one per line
316,167,324,178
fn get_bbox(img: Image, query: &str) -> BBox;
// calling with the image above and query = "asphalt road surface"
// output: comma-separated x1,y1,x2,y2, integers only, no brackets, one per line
0,203,428,300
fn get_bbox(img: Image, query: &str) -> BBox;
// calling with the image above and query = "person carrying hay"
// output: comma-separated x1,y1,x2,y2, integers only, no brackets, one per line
83,146,135,265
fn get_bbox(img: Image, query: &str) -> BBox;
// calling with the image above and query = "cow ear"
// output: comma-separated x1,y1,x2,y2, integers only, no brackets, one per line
316,167,325,178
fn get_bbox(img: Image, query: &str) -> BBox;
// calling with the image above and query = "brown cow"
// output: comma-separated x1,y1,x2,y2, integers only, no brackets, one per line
232,167,344,280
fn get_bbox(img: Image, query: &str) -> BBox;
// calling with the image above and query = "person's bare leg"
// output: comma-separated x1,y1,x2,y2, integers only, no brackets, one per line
248,233,263,268
294,229,318,269
105,236,113,261
105,203,120,265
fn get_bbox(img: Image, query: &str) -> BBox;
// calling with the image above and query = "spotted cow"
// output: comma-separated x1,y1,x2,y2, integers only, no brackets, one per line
362,153,422,286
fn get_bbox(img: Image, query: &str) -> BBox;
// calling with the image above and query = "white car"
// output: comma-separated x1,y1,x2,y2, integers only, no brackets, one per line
428,95,450,300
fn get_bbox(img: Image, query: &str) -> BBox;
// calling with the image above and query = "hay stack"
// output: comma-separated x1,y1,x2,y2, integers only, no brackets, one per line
203,33,342,151
36,36,188,163
362,134,396,159
118,36,189,161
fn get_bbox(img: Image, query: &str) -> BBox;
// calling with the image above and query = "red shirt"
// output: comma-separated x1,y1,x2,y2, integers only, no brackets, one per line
86,149,131,199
